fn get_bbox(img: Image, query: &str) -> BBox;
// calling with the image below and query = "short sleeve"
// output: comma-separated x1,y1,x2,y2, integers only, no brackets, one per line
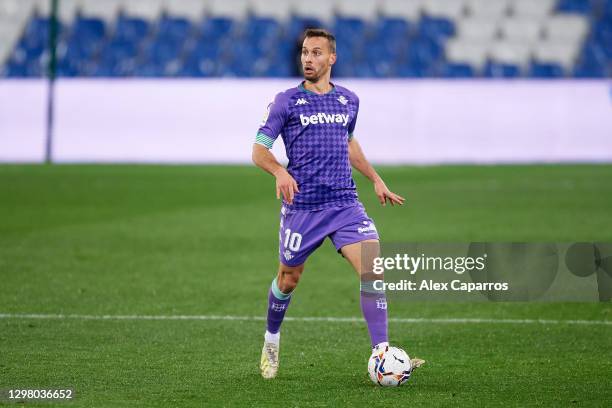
347,93,360,139
255,92,288,149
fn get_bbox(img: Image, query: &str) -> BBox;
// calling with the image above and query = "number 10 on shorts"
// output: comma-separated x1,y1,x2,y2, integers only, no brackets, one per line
283,229,302,251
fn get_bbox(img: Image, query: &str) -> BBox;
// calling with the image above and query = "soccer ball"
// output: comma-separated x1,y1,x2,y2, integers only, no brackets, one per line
368,346,412,386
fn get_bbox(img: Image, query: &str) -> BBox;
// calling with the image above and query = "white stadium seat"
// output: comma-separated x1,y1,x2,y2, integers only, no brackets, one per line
488,40,532,67
422,0,466,19
456,17,499,41
162,0,207,21
81,0,123,21
544,15,589,43
0,20,23,63
379,0,423,22
445,38,490,69
533,40,581,71
336,0,379,21
464,0,510,19
292,0,336,24
57,0,82,23
124,0,164,21
250,0,293,21
0,0,35,20
207,0,249,20
511,0,555,19
499,18,542,42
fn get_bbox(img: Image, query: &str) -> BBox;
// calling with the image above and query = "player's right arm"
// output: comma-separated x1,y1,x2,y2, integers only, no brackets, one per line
252,145,299,204
252,92,299,205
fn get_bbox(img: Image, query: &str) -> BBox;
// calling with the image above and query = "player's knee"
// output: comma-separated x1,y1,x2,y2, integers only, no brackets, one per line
277,265,303,292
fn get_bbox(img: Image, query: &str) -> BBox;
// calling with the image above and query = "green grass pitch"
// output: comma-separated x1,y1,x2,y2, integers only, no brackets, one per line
0,164,611,407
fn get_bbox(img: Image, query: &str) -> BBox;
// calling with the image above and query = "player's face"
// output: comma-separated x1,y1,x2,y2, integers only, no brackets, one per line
301,37,336,82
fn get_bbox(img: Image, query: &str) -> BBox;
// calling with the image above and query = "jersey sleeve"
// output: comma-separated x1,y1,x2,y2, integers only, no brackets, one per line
255,92,288,149
347,93,360,141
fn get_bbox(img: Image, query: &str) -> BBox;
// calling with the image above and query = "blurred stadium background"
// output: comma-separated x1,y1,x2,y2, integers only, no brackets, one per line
0,0,611,78
1,0,611,165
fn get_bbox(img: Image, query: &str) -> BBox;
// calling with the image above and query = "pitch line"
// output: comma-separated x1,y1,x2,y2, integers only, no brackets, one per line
0,313,610,326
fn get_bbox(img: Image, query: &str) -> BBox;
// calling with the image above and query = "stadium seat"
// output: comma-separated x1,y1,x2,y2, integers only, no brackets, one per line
162,0,206,21
418,15,455,40
483,61,521,77
56,0,81,23
556,0,596,14
439,62,475,77
208,0,250,20
445,39,489,71
488,40,532,69
123,0,164,21
422,0,466,20
292,0,336,25
464,0,510,19
336,0,379,21
250,0,292,21
80,0,122,22
544,15,589,43
499,18,542,42
455,17,499,42
379,0,423,22
533,40,581,72
529,61,564,78
511,0,556,20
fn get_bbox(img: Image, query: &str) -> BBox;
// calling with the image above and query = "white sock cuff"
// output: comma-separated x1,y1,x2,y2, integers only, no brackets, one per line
265,330,280,344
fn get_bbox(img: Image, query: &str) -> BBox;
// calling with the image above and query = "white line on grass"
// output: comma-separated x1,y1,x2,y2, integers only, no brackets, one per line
0,313,610,326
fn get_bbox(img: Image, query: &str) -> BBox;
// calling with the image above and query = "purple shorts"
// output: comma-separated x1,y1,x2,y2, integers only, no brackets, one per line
278,202,379,266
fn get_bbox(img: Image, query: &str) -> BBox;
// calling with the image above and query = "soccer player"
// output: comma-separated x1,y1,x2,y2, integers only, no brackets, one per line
252,28,424,379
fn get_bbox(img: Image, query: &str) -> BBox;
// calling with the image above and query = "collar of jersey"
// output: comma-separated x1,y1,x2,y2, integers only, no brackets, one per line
299,81,336,95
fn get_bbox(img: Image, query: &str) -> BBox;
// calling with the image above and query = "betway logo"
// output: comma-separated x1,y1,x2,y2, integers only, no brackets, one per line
300,113,349,127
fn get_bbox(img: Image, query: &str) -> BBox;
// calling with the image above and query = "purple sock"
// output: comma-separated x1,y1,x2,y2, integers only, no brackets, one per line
266,278,292,334
360,282,388,347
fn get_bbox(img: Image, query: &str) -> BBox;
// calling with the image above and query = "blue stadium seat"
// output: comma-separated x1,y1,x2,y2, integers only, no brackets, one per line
573,61,607,77
95,39,140,76
200,17,234,40
287,16,324,41
334,17,368,40
556,0,597,14
418,16,455,41
529,62,564,78
72,17,106,42
2,61,35,77
484,62,521,78
440,63,475,78
406,36,444,67
157,15,192,41
115,15,150,42
396,59,431,77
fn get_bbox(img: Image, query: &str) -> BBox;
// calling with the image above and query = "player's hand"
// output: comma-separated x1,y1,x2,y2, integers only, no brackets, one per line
374,179,405,206
274,168,299,205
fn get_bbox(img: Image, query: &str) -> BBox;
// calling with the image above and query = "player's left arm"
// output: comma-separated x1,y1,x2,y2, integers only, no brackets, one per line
348,137,405,206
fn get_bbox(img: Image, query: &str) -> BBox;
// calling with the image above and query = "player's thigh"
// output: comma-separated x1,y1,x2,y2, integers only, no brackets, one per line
278,207,326,267
340,239,380,278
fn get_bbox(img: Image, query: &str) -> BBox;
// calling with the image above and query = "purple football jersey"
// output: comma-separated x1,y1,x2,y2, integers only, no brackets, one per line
256,82,360,211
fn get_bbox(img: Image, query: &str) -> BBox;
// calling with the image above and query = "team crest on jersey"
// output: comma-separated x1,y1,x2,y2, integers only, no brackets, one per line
337,95,348,105
295,98,309,106
283,250,294,261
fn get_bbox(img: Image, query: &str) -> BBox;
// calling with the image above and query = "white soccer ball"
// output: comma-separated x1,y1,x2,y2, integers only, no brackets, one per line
367,346,412,386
